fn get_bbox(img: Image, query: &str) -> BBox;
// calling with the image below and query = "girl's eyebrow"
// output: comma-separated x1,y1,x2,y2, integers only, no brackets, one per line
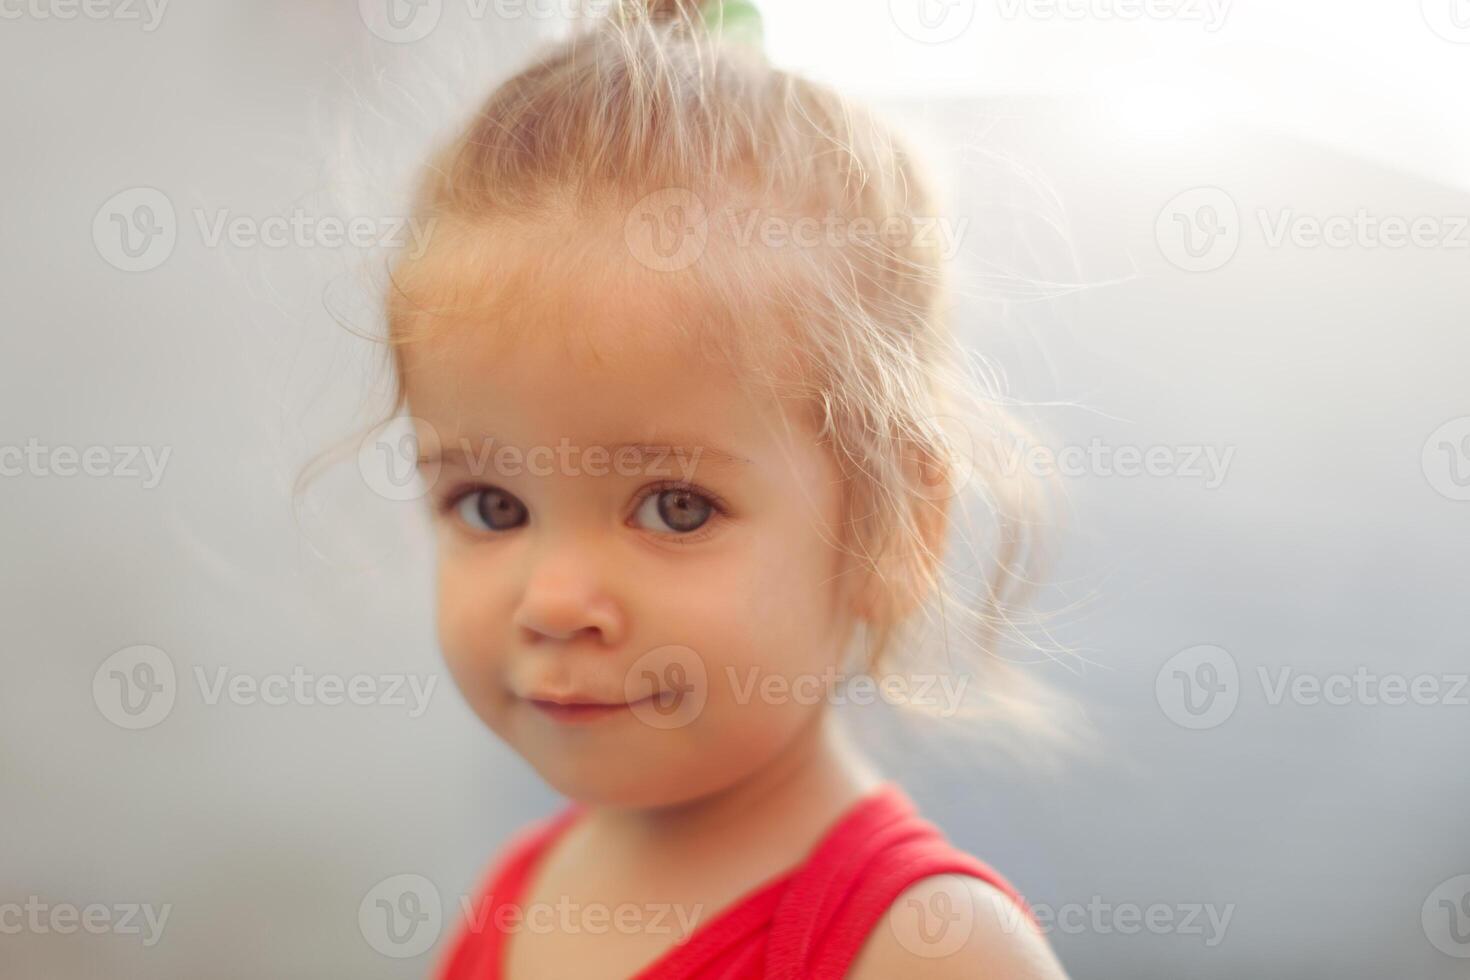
417,439,752,468
613,443,752,466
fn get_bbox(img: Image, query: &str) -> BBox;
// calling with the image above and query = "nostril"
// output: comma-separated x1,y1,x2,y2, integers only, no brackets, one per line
512,576,623,647
521,621,604,645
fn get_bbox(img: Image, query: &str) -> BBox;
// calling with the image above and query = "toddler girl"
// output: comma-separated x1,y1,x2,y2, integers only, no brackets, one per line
376,1,1069,976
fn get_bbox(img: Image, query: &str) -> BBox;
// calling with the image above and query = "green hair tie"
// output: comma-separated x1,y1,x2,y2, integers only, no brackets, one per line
697,0,764,49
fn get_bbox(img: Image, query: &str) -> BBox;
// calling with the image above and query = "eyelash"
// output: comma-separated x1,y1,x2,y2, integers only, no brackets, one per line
636,480,730,544
437,480,730,544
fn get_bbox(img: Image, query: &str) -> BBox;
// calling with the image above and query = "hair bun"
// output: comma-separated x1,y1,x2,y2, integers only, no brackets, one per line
623,0,765,49
635,0,703,25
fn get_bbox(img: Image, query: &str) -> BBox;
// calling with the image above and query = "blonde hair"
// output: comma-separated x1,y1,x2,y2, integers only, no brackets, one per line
372,0,1062,735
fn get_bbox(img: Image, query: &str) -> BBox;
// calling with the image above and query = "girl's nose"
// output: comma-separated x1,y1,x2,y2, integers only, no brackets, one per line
511,543,625,647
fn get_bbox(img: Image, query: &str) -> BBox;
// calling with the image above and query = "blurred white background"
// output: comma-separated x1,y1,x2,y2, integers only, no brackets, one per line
1,2,1467,978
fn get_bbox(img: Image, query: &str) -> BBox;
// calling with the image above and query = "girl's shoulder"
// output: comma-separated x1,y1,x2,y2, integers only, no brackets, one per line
846,872,1068,980
772,781,1060,979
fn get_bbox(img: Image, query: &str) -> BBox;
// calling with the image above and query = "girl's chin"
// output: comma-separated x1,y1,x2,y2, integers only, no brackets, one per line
523,751,743,810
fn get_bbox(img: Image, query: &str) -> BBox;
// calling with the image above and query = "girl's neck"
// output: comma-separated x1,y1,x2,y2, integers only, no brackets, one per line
584,712,883,861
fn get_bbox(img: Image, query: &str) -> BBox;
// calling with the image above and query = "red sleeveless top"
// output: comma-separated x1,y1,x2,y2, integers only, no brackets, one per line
436,782,1032,979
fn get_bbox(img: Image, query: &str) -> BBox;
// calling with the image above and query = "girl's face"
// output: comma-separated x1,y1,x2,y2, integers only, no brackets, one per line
402,254,862,808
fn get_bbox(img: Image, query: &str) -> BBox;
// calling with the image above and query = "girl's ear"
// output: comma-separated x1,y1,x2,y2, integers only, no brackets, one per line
847,449,954,626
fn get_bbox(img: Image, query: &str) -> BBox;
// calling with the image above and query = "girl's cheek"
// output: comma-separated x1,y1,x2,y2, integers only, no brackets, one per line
435,557,500,672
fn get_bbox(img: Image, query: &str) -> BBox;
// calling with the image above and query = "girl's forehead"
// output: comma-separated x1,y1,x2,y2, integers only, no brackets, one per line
395,211,817,442
401,300,776,449
395,207,804,367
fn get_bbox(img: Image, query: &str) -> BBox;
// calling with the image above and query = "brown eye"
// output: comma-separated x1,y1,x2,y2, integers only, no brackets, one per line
455,488,526,532
634,487,714,534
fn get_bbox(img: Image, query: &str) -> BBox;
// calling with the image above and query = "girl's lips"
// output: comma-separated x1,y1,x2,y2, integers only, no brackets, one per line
526,694,653,723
